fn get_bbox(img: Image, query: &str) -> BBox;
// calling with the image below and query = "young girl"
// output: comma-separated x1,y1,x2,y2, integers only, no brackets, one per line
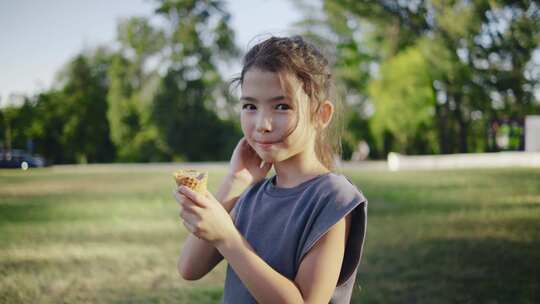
174,36,368,304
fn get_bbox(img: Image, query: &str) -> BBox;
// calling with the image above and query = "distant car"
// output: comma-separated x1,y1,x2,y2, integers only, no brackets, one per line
0,149,45,169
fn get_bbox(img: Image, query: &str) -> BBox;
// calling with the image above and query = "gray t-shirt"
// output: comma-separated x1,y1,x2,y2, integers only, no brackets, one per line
221,172,368,304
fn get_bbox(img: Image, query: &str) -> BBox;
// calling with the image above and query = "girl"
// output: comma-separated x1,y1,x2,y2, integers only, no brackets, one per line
174,36,368,304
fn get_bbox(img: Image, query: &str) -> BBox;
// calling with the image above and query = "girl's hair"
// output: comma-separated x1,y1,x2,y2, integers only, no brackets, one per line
230,35,343,172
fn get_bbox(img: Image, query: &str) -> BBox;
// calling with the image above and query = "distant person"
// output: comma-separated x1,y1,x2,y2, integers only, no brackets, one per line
352,140,370,161
173,36,368,304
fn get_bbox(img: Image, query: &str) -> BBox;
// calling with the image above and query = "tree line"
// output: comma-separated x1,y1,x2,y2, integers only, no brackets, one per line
1,0,538,164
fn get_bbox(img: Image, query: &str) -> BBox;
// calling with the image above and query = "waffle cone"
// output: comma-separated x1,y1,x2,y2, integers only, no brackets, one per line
173,169,208,194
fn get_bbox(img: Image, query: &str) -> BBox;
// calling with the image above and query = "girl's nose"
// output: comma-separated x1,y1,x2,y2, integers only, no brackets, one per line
256,114,272,133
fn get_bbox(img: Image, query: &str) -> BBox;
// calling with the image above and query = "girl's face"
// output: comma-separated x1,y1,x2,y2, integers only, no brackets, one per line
240,68,316,164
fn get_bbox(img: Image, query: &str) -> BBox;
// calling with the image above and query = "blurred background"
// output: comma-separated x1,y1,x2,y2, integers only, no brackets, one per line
0,0,539,303
1,0,538,165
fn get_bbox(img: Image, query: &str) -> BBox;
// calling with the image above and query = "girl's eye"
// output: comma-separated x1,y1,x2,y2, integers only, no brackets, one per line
276,104,291,110
242,104,256,110
242,104,291,111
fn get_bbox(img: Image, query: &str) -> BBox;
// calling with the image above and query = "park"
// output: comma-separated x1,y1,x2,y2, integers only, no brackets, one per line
1,0,539,303
1,163,539,302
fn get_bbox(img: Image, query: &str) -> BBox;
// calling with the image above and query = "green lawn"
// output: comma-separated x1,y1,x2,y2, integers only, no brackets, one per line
1,164,539,303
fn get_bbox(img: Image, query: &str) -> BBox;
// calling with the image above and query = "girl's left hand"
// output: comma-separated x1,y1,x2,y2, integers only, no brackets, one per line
174,185,239,245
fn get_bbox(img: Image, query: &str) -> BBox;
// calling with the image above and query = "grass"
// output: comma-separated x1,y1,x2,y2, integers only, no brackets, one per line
0,164,539,303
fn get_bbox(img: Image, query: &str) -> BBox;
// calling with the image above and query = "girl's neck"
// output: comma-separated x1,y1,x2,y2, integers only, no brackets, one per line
273,155,330,189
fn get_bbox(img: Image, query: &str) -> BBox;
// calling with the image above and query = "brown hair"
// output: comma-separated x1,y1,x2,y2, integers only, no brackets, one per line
230,35,343,171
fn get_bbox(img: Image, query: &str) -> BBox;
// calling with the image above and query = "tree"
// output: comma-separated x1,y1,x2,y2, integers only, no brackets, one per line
57,50,116,163
369,44,438,154
151,0,242,161
290,0,380,159
107,16,167,161
28,91,69,163
324,0,540,155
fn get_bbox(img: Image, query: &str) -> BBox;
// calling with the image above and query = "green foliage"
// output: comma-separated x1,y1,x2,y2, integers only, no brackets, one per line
369,45,437,153
5,0,539,163
117,16,165,62
28,91,68,163
60,54,116,163
150,0,242,161
0,102,34,153
104,3,241,162
1,1,243,164
107,17,169,162
1,50,116,164
152,70,242,161
324,0,540,156
291,0,379,159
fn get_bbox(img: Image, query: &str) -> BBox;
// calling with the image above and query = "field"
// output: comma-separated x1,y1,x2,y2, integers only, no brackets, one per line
1,164,539,303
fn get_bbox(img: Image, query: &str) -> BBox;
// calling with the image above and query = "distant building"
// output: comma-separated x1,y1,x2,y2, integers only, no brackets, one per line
525,115,540,152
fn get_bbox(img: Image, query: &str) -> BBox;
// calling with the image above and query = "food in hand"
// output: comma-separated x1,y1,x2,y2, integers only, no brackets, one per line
173,169,208,194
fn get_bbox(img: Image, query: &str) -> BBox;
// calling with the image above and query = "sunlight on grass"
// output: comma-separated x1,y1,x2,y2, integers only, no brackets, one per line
1,165,539,303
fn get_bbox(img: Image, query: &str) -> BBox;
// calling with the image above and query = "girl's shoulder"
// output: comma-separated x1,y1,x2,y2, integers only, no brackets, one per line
315,173,368,207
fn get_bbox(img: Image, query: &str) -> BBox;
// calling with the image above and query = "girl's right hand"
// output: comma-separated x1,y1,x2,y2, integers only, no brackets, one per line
228,137,273,186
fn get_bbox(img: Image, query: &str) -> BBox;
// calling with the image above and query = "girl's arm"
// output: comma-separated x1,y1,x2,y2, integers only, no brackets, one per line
215,213,352,304
177,137,273,280
177,174,248,280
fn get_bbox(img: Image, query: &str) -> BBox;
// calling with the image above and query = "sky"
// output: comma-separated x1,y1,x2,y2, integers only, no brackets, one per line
0,0,303,105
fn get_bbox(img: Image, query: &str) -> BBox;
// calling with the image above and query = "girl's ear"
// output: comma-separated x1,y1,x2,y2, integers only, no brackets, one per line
317,100,334,129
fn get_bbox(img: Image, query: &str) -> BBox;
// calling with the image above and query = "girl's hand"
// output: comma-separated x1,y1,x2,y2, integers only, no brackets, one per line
228,137,273,186
174,185,239,245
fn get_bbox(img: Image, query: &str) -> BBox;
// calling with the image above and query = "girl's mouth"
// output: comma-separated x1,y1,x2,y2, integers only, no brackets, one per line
257,142,274,150
254,140,279,150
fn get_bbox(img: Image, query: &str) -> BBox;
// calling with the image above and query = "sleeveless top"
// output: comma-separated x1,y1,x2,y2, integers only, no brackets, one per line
221,172,368,303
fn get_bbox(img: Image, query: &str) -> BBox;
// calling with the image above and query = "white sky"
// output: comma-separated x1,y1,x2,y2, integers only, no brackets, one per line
0,0,303,104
